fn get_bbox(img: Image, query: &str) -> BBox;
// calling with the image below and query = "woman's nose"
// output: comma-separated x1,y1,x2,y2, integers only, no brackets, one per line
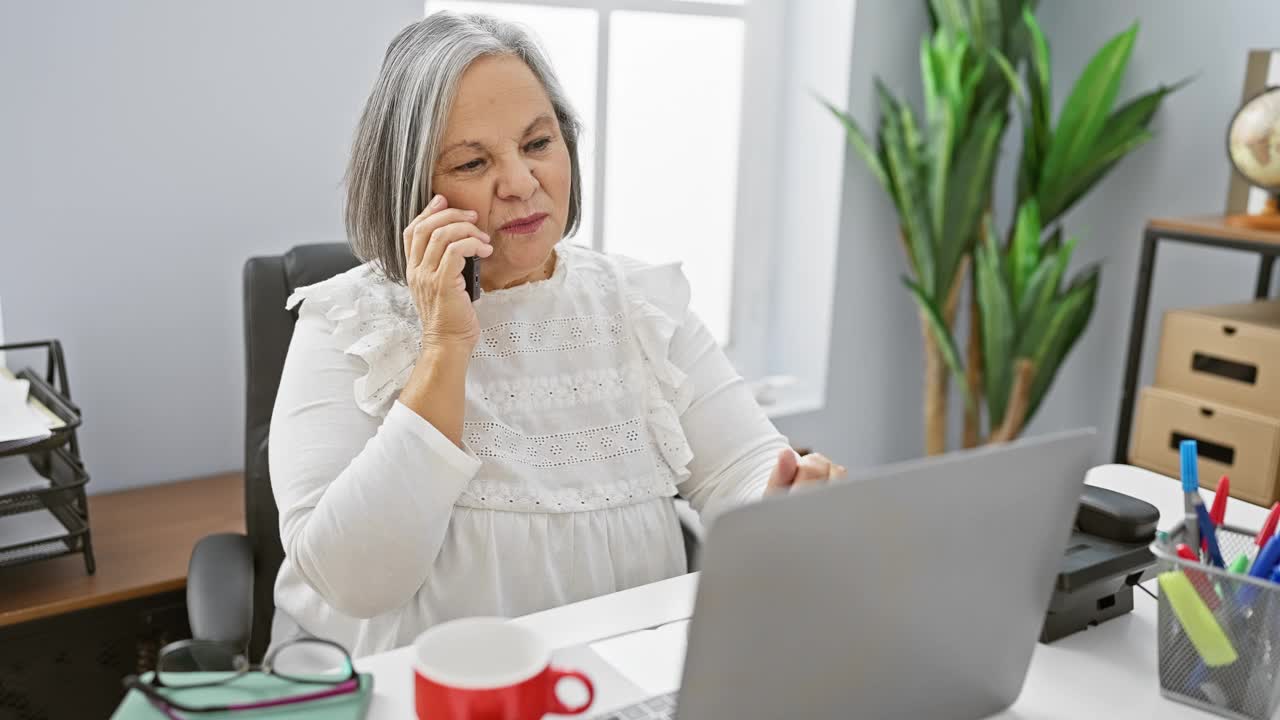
494,156,538,201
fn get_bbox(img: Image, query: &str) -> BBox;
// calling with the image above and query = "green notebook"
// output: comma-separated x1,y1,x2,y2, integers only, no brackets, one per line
111,672,374,720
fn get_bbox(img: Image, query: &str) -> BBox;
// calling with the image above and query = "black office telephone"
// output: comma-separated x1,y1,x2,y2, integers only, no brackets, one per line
1041,486,1160,643
1076,485,1159,543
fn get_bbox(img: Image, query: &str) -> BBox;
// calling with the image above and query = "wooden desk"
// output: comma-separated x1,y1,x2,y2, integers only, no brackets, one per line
0,472,244,719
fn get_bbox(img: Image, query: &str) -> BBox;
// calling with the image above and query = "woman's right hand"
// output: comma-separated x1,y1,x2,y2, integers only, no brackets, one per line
403,193,494,351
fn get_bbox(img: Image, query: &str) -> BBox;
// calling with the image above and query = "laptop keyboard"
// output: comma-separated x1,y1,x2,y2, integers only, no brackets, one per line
601,692,677,720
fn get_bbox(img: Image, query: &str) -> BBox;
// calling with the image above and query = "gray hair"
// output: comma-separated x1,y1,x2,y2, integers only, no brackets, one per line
344,11,583,283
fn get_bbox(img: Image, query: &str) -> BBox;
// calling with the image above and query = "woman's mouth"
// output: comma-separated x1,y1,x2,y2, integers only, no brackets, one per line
499,213,548,235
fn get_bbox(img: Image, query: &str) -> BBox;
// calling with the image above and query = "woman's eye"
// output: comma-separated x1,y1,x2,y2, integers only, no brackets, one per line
455,158,485,172
526,137,553,152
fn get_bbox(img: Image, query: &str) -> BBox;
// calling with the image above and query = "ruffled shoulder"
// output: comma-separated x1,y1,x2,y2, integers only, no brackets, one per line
286,263,421,417
608,253,694,483
611,254,692,324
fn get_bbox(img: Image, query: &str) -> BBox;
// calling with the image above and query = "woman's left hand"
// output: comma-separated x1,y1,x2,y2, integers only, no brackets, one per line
764,449,846,496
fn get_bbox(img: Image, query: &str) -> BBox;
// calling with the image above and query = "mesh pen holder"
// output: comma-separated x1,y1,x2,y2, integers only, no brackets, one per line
1153,522,1280,719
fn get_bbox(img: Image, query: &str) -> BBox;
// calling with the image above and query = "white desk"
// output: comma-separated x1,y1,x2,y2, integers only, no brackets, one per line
356,464,1270,718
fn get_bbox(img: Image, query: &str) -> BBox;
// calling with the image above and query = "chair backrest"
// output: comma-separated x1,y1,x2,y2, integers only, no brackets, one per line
242,243,360,660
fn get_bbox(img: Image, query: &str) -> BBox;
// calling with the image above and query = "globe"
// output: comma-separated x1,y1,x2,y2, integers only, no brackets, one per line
1226,87,1280,230
1229,87,1280,192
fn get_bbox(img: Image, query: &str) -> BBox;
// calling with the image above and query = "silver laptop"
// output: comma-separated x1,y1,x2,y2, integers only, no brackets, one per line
601,428,1097,720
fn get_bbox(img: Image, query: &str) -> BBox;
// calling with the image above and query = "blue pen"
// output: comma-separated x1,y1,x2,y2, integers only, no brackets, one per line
1239,535,1280,607
1195,501,1226,568
1181,441,1200,553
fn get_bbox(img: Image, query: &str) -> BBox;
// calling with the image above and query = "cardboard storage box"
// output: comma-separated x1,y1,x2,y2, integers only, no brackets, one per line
1156,299,1280,418
1130,386,1280,507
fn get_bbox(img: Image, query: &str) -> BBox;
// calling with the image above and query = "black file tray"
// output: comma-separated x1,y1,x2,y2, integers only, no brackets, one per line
0,341,83,458
0,340,95,573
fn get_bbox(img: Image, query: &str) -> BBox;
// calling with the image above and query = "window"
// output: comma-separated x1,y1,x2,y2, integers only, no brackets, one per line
423,0,780,357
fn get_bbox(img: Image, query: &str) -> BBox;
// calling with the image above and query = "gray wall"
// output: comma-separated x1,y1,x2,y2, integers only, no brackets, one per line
1,1,421,493
780,0,1275,469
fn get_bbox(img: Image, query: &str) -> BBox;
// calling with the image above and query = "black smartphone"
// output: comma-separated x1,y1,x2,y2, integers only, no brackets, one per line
464,256,481,301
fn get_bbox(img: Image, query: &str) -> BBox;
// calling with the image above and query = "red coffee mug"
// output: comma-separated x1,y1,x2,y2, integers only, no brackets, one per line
414,617,594,720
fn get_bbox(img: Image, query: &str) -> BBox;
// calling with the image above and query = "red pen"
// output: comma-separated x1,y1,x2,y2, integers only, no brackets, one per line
1204,476,1230,553
1257,502,1280,548
1176,543,1201,563
1211,476,1229,525
1176,543,1220,609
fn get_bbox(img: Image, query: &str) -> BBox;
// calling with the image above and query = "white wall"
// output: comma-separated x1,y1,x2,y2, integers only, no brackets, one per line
773,0,931,464
1,1,422,492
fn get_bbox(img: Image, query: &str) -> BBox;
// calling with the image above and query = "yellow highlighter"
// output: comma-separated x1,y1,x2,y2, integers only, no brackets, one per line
1159,570,1239,667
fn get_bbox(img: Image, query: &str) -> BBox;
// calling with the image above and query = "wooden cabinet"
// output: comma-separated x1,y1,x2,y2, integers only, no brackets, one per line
0,473,243,720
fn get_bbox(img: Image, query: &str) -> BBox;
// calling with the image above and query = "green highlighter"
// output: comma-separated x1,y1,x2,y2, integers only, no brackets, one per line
1229,553,1251,574
1159,571,1238,667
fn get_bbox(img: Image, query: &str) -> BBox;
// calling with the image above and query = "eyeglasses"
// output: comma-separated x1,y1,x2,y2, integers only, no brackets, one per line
122,638,359,719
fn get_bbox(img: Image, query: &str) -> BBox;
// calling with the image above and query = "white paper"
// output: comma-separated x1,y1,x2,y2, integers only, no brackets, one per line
0,375,51,445
588,620,690,696
0,456,51,495
0,508,67,548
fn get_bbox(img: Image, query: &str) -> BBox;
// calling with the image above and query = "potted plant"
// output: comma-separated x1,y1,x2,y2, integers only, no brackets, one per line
824,0,1183,453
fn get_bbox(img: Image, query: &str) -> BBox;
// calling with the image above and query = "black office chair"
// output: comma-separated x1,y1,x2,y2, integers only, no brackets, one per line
186,243,362,661
187,244,701,661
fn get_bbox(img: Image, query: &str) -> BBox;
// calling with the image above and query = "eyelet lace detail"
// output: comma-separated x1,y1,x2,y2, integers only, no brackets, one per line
472,313,626,359
458,457,678,512
471,363,647,413
464,417,649,469
286,246,697,510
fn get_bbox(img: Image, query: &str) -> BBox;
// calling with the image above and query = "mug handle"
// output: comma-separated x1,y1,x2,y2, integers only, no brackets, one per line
546,667,595,715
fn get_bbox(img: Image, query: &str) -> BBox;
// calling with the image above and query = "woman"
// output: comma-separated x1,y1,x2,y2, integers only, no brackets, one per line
269,11,844,657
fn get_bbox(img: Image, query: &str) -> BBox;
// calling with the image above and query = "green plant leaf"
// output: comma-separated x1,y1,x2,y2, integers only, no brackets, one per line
878,82,936,290
1015,254,1057,333
818,95,891,197
938,104,1004,297
1037,22,1138,208
987,45,1027,109
904,277,974,409
1025,265,1100,421
1018,8,1053,204
922,37,956,252
967,0,1001,51
1000,0,1038,65
921,38,943,136
975,225,1016,427
1014,234,1076,357
1101,77,1189,142
1043,224,1064,255
930,0,969,35
956,47,986,131
1040,78,1187,221
1046,128,1154,221
1008,200,1043,308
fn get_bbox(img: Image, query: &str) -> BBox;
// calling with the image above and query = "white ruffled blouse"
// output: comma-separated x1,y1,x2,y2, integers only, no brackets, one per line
268,243,789,657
